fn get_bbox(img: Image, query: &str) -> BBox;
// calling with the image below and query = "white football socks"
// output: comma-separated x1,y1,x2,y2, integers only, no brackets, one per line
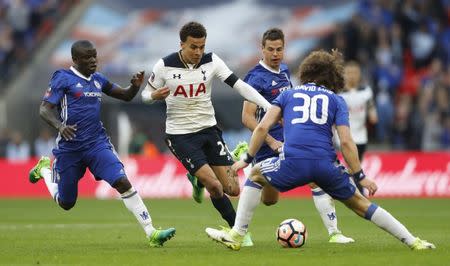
366,204,416,246
311,187,339,235
40,167,59,202
233,179,262,236
121,188,155,236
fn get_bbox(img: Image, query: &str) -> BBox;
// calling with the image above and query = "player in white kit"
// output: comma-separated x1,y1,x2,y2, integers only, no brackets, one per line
141,22,270,244
338,61,378,194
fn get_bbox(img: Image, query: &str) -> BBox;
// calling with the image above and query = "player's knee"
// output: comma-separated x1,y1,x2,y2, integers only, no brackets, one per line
59,201,76,211
262,198,278,206
225,185,240,197
112,177,132,194
207,183,224,198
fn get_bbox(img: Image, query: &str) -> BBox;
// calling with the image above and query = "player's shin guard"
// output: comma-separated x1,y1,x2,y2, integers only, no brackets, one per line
210,194,236,228
233,179,262,236
365,203,416,246
121,188,155,236
311,187,339,235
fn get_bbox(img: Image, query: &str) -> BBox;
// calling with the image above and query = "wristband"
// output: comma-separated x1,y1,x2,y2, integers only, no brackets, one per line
352,170,366,182
243,153,254,164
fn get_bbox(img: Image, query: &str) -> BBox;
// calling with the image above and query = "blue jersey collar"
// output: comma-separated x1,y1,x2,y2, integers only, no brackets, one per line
70,66,92,81
259,60,281,74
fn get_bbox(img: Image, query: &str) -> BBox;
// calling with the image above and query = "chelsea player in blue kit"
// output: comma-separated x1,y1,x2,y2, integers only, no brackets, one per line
236,28,353,244
206,49,435,251
28,40,175,247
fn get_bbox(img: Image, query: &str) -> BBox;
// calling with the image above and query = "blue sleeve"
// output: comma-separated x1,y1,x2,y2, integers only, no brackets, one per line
335,96,349,126
272,91,286,108
243,73,263,93
43,70,66,105
95,72,117,94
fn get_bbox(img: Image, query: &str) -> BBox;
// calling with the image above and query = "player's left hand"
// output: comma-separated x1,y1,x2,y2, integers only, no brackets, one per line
131,71,145,87
359,177,378,196
231,159,249,175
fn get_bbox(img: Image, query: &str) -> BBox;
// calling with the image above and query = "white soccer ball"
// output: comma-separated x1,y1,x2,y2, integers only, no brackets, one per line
276,218,307,248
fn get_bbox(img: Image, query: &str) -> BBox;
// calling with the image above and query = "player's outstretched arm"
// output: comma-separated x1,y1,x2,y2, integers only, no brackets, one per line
336,125,377,196
39,101,77,141
242,101,282,152
233,79,272,110
141,83,170,104
106,71,145,101
232,105,281,173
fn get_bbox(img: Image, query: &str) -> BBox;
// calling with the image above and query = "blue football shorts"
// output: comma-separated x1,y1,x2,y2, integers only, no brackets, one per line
259,157,356,200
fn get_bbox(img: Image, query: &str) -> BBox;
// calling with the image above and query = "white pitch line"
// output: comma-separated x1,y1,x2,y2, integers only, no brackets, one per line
0,223,135,230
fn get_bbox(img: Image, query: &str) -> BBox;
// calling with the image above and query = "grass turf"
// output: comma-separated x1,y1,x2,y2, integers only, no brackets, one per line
0,198,448,265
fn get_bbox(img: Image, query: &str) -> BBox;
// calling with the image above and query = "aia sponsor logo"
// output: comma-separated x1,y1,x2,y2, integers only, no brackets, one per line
174,83,206,97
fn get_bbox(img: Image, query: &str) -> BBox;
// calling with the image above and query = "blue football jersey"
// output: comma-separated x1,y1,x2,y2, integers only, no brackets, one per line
43,67,116,152
273,83,349,161
244,61,292,162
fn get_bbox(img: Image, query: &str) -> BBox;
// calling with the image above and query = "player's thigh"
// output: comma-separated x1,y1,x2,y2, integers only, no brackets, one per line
261,185,279,206
312,160,356,201
54,159,86,204
165,133,208,175
204,126,234,168
86,146,125,186
210,165,239,196
257,157,310,192
194,164,224,197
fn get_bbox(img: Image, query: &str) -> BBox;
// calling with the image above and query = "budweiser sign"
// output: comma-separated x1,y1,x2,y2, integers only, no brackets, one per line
0,152,448,198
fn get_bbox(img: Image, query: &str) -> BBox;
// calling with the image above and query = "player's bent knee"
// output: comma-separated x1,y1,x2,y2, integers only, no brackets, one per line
262,198,278,206
59,201,76,211
207,183,224,198
112,176,132,194
225,186,240,197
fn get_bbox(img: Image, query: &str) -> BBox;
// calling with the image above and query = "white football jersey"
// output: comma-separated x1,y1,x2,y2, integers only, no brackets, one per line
148,52,233,134
339,86,374,144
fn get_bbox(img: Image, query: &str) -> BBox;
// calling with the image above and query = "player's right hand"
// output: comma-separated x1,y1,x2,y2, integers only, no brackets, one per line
359,177,378,196
58,124,77,141
268,140,283,153
231,159,249,175
152,87,170,100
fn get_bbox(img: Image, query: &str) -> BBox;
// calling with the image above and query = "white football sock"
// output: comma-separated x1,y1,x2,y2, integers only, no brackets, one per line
233,179,262,236
40,167,59,202
367,204,416,246
311,187,339,235
121,188,155,236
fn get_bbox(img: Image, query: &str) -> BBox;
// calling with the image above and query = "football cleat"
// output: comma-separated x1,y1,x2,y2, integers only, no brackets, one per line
328,232,355,244
410,238,436,250
205,227,243,251
186,173,204,203
220,226,253,247
148,228,176,247
231,141,248,161
28,156,51,184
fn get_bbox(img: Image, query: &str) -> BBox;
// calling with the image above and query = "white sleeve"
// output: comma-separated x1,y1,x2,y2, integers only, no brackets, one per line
142,59,165,104
212,53,233,82
233,79,272,110
148,59,166,88
141,83,156,104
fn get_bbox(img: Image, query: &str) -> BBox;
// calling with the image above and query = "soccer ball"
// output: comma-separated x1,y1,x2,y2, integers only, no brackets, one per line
276,218,307,248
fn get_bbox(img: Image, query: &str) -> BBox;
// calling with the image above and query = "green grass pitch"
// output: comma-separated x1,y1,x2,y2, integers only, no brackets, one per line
0,198,448,265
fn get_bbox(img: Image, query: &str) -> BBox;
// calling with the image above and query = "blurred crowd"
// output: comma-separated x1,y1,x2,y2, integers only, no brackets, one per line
323,0,450,150
0,0,75,88
0,0,449,162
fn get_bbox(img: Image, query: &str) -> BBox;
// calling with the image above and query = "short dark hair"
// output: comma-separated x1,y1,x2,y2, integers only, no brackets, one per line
298,49,344,92
261,28,284,46
71,40,94,58
179,21,207,42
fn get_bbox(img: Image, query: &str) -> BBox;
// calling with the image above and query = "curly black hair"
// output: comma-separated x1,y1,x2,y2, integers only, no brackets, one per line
179,21,207,42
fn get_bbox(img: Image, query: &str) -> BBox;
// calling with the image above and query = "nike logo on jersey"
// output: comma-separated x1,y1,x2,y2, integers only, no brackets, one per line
272,80,278,86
